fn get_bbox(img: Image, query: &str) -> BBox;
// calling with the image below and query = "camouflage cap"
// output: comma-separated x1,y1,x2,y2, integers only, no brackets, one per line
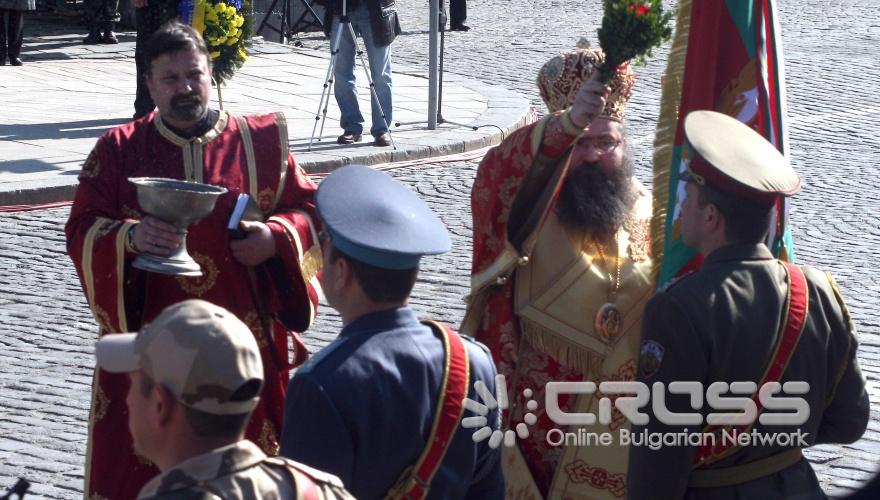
95,299,263,415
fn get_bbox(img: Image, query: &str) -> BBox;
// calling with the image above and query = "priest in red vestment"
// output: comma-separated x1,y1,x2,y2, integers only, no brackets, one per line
460,48,654,499
65,22,322,499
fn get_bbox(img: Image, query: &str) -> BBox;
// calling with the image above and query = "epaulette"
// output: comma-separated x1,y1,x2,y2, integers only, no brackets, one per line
265,456,346,487
460,334,492,357
659,270,696,293
420,319,493,358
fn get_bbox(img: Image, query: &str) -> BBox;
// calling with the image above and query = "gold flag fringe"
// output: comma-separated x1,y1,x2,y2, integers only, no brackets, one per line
650,0,693,287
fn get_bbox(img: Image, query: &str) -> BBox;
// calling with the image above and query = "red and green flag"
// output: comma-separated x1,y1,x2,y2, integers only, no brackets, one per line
651,0,793,289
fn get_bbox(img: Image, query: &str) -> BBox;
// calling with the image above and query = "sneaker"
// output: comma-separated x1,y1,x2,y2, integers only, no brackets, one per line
83,31,101,44
101,31,119,44
337,131,362,144
373,132,391,147
9,57,22,66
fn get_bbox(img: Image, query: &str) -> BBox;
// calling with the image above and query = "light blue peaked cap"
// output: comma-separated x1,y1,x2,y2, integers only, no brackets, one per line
316,165,451,270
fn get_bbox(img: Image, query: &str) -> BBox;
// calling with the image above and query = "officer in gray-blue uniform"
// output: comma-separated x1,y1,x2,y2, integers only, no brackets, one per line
280,165,504,499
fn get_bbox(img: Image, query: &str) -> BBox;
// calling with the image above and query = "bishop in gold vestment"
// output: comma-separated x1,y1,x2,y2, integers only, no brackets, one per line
461,47,655,499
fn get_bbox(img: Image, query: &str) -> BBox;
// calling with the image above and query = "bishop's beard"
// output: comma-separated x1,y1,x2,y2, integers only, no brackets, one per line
555,158,637,240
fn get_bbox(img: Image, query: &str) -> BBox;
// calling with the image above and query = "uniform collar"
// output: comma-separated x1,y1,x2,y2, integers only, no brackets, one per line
138,440,265,498
340,307,419,339
702,242,774,268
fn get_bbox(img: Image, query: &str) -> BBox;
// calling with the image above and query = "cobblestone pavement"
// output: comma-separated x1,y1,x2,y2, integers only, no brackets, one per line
2,0,880,497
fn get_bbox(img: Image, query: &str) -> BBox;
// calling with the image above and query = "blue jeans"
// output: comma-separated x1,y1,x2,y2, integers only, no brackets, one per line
331,5,393,136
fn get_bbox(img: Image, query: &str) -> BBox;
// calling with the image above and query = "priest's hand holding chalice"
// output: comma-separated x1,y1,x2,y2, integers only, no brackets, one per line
129,178,279,276
128,177,228,276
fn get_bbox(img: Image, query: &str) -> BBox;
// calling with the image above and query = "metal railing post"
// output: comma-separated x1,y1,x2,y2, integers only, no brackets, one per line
427,0,439,130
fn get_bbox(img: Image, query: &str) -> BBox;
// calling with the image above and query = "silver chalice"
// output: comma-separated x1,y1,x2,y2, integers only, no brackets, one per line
130,177,228,277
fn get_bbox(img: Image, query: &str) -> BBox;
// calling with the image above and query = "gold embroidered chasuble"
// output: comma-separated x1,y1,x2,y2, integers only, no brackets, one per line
65,110,322,500
463,114,655,499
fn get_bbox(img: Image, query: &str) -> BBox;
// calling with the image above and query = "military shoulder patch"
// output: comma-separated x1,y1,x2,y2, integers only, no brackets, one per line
639,340,665,380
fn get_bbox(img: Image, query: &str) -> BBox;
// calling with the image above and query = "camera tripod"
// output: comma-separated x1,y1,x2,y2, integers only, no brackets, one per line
257,0,323,47
308,0,396,151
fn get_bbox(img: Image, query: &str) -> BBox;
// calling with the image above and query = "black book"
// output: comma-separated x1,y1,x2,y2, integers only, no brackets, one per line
228,194,264,240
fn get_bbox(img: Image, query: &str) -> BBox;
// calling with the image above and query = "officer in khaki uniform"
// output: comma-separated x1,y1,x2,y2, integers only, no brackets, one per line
627,111,869,499
95,299,355,499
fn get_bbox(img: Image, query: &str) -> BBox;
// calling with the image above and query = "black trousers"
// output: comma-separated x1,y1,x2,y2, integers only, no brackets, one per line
83,0,120,32
0,9,24,61
134,5,163,117
449,0,466,26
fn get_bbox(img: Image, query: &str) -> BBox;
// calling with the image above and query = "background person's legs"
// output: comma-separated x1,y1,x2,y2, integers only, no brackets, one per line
82,0,118,43
133,5,162,118
332,13,365,140
82,0,100,42
98,0,120,43
5,9,22,65
449,0,468,30
0,10,8,65
352,7,392,139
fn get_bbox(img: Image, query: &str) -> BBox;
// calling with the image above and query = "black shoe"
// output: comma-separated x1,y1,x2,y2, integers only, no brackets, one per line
337,131,363,144
9,57,22,66
0,56,6,66
83,31,101,44
372,132,391,147
449,24,470,31
101,31,119,44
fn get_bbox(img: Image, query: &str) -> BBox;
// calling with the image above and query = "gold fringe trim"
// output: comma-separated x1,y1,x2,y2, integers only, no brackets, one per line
520,318,604,378
153,111,228,183
294,209,324,324
529,114,553,154
192,143,204,184
115,222,133,332
236,116,259,200
650,0,692,286
300,247,322,286
153,110,229,147
83,370,101,500
82,219,109,327
183,143,196,182
458,287,489,337
273,112,289,212
268,214,323,325
294,209,323,276
154,114,189,147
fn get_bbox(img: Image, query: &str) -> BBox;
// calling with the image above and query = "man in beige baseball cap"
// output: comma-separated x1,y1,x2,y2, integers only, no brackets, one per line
95,299,354,499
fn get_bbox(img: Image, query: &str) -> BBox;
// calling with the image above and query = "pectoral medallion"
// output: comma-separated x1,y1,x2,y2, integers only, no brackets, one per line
594,302,622,343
